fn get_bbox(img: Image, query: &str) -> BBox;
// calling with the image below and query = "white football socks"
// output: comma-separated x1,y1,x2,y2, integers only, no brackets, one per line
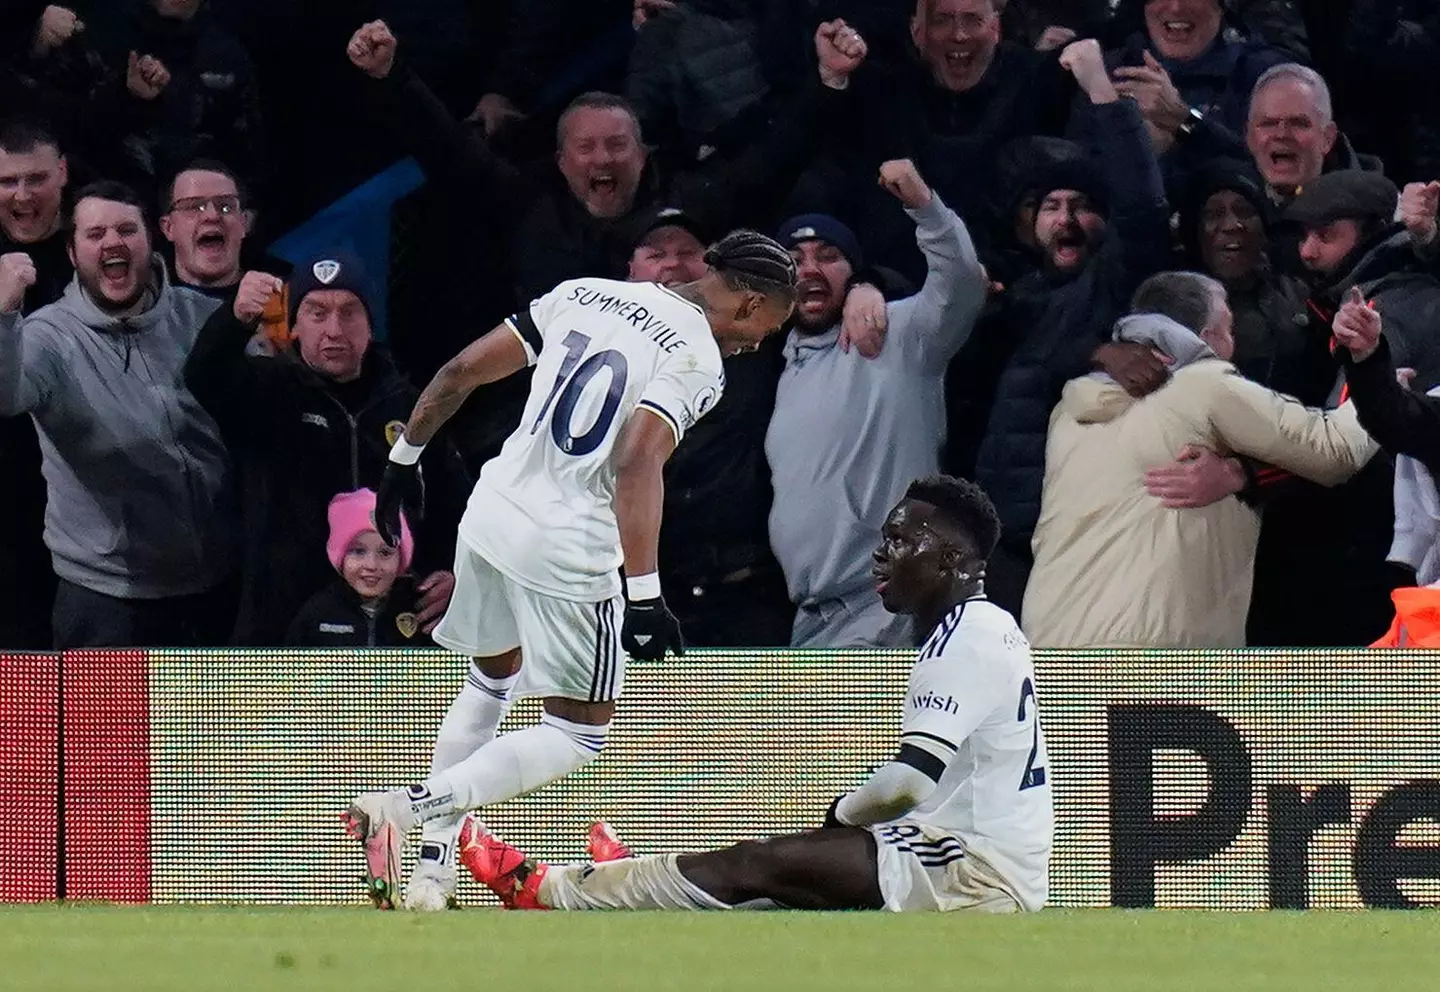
409,712,608,822
416,665,517,863
539,855,730,911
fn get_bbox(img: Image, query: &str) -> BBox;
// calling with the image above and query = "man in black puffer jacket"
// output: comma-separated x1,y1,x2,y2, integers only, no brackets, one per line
968,40,1172,615
185,250,471,645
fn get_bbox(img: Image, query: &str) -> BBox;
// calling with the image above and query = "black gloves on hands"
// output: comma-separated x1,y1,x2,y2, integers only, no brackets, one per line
374,462,416,548
621,595,685,662
822,796,847,829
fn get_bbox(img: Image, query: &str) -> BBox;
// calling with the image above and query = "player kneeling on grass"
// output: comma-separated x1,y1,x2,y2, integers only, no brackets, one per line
458,476,1054,913
342,230,798,910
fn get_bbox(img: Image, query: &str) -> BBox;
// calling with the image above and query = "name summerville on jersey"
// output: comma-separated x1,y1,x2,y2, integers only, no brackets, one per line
565,285,689,355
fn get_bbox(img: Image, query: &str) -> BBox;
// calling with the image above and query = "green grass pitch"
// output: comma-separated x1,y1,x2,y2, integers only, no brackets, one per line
4,906,1438,992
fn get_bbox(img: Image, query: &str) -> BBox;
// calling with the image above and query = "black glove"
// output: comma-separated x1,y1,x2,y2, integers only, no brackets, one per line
374,462,416,548
822,796,846,829
620,595,685,661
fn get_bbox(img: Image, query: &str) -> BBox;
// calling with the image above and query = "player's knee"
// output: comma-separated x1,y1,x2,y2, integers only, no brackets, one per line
540,711,608,762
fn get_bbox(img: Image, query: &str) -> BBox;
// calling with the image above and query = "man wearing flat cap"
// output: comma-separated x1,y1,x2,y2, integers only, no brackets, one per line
185,251,471,645
1238,170,1440,647
1288,170,1440,392
765,159,987,648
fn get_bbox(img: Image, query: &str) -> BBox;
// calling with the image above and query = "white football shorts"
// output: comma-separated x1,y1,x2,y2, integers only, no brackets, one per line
870,821,1024,913
433,539,626,702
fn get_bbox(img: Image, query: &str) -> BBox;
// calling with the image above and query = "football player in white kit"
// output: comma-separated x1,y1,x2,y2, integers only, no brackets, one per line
341,230,798,909
455,475,1055,913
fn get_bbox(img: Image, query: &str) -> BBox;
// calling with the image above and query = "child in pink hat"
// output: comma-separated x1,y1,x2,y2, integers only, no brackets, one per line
286,489,427,646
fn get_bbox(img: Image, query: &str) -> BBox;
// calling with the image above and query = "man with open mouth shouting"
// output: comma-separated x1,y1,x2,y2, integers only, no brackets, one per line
159,160,254,297
968,39,1173,617
0,180,239,648
767,159,988,649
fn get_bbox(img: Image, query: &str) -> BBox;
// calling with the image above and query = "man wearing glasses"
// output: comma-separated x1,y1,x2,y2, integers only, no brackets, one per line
159,160,254,297
160,160,287,354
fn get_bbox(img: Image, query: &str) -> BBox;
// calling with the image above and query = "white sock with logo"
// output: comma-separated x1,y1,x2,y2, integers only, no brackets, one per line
538,855,731,911
417,665,517,864
409,712,607,820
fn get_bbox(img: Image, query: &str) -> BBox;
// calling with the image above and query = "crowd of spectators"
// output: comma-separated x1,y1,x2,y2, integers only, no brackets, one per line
3,0,1440,652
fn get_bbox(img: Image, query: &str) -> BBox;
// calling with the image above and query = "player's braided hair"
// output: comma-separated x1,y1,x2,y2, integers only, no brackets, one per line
704,229,798,304
905,475,1002,559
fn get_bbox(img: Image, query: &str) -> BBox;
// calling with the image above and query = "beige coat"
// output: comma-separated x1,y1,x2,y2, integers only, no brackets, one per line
1023,359,1378,648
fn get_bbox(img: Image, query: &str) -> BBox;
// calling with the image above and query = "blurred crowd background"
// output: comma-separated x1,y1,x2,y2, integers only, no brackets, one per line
4,0,1440,653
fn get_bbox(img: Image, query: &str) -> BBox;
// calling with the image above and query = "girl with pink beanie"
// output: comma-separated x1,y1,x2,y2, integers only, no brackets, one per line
286,489,428,647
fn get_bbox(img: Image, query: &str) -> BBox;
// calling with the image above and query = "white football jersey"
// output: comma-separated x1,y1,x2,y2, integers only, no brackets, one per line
900,596,1054,911
459,278,725,601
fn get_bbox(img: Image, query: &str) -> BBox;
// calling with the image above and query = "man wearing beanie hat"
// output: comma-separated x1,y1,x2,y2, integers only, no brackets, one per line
966,39,1172,615
1176,159,1321,402
765,159,987,648
185,253,472,645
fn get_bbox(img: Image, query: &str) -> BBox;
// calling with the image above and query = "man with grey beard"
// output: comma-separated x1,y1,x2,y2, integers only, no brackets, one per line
0,180,237,647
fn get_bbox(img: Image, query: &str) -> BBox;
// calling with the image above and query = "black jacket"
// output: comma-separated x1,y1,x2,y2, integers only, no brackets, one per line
1243,233,1423,648
659,339,784,591
0,225,68,648
1265,134,1386,277
1070,31,1288,198
795,41,1075,285
184,306,471,645
285,576,430,648
109,5,267,193
972,100,1171,552
1343,337,1440,477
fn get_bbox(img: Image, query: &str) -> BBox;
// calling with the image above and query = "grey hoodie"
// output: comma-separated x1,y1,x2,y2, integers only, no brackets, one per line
0,259,237,598
766,194,987,607
1100,312,1217,379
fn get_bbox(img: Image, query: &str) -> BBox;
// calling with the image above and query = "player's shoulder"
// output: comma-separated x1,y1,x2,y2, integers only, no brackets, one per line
918,597,1030,666
645,285,723,375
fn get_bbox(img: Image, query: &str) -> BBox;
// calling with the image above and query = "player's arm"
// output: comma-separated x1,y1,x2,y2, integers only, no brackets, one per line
828,649,1005,828
614,408,685,662
400,322,531,448
371,321,530,548
614,408,676,578
826,759,939,828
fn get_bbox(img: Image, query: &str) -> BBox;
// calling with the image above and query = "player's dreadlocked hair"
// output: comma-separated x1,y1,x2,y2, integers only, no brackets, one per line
905,475,1002,559
704,229,799,305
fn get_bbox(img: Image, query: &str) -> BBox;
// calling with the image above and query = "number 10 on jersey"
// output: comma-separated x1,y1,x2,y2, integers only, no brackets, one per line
530,331,631,456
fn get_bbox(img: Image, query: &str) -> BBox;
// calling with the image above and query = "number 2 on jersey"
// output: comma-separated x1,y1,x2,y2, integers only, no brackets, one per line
530,330,630,457
1016,677,1047,791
